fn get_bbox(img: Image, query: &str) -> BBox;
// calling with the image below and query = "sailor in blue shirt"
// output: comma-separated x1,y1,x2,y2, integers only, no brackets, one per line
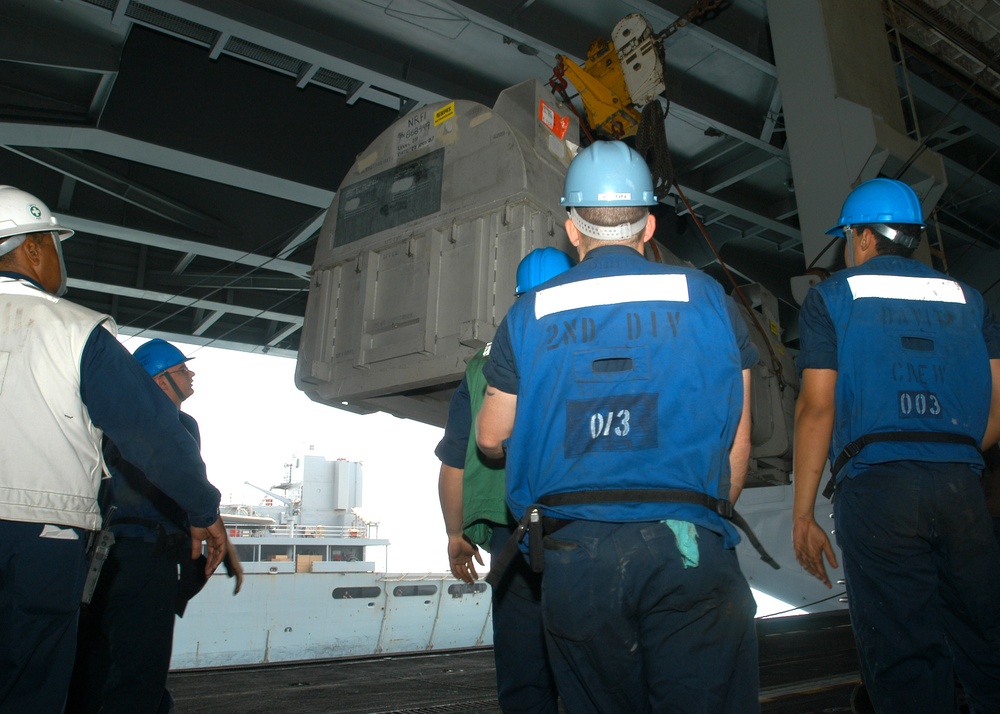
0,186,227,713
476,143,760,714
70,339,242,714
793,178,1000,713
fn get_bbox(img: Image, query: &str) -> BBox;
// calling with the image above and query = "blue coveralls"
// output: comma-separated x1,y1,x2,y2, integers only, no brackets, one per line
484,245,760,714
69,412,210,714
798,255,1000,714
436,368,559,713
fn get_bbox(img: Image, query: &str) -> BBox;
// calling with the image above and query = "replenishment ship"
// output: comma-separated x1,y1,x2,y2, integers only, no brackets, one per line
170,450,493,669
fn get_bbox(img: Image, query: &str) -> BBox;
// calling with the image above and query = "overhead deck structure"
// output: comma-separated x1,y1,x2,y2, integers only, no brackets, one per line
1,0,998,357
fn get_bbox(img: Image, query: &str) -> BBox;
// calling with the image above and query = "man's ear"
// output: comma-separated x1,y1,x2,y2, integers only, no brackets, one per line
21,235,42,266
861,228,881,257
641,214,656,244
565,217,581,248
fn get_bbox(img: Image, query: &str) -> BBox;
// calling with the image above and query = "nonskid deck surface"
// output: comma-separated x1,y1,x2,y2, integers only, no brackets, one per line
168,610,860,713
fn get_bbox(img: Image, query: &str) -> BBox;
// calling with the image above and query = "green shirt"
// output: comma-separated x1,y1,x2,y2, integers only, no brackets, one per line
461,344,511,550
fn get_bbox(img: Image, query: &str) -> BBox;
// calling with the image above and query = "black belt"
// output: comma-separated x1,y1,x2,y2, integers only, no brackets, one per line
485,488,779,588
822,431,980,499
110,517,189,556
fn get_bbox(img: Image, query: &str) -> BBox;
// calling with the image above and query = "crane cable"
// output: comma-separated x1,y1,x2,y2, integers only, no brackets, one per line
672,178,788,392
635,61,788,392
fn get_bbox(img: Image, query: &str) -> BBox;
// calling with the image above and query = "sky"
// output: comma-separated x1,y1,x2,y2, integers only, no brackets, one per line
117,335,798,616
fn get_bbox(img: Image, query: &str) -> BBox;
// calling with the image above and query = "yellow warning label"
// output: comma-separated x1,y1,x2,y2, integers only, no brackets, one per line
434,103,456,126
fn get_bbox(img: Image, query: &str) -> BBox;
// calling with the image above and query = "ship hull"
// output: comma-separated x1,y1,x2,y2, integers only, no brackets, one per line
171,570,494,670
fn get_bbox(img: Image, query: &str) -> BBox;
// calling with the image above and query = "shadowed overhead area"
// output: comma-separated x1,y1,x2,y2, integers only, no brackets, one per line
2,0,998,357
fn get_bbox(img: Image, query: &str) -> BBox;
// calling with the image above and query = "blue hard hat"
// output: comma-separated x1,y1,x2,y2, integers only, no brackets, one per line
826,178,925,236
561,141,658,207
516,247,574,295
133,339,192,377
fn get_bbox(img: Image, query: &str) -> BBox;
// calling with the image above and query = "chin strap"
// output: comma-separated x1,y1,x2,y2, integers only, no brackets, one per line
162,371,187,404
52,233,68,297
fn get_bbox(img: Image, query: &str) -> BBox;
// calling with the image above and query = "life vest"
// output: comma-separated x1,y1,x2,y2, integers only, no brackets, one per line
815,256,989,482
0,276,115,529
501,247,745,545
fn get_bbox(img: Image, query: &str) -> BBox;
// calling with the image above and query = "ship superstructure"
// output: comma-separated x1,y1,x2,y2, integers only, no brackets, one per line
170,451,492,669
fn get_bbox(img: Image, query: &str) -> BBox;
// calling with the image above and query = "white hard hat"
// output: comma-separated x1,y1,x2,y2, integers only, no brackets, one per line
0,185,74,258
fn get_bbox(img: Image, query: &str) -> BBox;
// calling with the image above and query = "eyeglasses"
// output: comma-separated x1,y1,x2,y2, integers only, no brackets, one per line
166,365,193,377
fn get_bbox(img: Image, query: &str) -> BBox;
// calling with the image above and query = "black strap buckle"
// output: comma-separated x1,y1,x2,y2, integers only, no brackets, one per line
715,500,734,519
843,441,863,459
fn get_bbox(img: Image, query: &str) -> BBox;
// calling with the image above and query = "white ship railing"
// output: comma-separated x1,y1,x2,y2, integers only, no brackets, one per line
225,523,373,539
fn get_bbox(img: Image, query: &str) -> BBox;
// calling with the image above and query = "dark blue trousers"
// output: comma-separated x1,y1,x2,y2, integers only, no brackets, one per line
68,538,180,714
540,520,759,714
835,463,1000,714
490,524,559,714
0,520,87,714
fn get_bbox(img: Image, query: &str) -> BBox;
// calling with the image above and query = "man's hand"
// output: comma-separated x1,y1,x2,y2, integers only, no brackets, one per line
190,516,228,577
792,515,838,588
792,368,839,588
224,538,244,594
448,534,484,584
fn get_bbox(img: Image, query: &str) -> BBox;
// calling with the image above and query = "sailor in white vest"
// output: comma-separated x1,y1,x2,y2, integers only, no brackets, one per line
0,186,229,714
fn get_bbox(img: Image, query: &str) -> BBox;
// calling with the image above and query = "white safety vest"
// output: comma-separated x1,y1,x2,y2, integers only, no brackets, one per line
0,277,117,529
